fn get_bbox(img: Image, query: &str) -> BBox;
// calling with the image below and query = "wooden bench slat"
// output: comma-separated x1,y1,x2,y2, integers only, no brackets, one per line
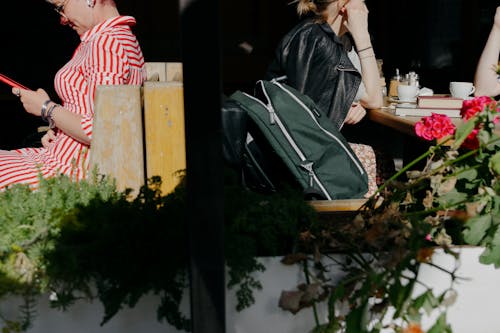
309,199,368,212
144,81,186,194
90,85,144,192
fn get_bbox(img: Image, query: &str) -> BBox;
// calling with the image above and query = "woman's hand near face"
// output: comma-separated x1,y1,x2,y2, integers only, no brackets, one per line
473,6,500,97
342,0,370,44
41,129,57,148
344,102,366,125
494,6,500,31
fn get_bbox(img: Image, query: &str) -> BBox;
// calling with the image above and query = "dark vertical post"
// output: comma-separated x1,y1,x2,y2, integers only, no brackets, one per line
179,0,225,332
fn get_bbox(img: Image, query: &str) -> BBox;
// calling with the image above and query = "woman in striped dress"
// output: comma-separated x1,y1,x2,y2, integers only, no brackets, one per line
0,0,146,189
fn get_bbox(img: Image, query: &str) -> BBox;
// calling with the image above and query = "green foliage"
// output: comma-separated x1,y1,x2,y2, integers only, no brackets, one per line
44,176,191,330
0,171,118,329
224,173,317,311
0,169,318,332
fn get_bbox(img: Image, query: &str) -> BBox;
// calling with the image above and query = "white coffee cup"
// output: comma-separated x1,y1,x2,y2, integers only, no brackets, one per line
397,84,419,102
450,81,475,99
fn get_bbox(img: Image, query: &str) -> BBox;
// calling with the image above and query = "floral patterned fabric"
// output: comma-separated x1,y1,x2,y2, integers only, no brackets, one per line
349,143,377,197
349,143,395,198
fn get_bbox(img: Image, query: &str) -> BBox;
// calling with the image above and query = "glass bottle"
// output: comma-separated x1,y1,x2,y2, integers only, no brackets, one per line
389,68,401,98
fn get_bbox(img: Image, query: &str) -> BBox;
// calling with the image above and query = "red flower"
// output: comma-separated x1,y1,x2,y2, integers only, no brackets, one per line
461,128,479,150
458,96,499,149
461,96,495,120
415,113,456,141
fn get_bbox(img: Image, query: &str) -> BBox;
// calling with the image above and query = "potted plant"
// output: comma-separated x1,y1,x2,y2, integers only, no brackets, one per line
0,171,317,332
276,96,500,332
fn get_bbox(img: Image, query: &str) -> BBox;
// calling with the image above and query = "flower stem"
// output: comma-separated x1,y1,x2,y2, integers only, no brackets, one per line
303,260,320,328
375,135,500,197
375,146,437,195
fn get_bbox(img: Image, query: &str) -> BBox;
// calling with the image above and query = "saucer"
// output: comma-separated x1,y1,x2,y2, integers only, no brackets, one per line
389,97,417,103
396,102,416,108
397,98,417,103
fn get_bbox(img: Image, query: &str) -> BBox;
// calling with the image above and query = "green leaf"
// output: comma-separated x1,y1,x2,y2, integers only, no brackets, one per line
452,119,476,149
346,304,367,333
463,215,492,245
477,129,492,146
436,189,468,207
456,168,477,182
479,225,500,268
428,312,452,333
328,284,345,322
411,290,439,316
388,278,415,318
411,290,430,310
489,152,500,176
486,138,500,151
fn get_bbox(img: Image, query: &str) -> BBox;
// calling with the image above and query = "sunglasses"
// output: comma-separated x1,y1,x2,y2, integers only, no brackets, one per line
53,0,70,16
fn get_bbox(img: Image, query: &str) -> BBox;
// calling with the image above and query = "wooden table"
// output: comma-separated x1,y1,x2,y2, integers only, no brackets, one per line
309,101,500,215
368,105,500,137
368,107,466,137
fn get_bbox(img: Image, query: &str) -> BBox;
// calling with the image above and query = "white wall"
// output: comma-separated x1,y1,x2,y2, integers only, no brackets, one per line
1,248,499,333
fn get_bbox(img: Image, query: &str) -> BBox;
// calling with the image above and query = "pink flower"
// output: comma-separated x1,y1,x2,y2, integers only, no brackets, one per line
415,113,456,141
461,96,495,120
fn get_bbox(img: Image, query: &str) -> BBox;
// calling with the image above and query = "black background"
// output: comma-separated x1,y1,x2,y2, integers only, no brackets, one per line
0,0,498,149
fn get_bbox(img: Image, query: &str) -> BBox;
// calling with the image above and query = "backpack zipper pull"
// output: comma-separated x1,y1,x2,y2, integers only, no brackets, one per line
267,104,276,125
312,107,321,118
301,162,315,187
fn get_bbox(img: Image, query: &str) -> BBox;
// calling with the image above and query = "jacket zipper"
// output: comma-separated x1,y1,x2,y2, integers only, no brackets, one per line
336,64,359,72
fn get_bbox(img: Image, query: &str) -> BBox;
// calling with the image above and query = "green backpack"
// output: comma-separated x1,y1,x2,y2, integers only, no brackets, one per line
228,80,369,200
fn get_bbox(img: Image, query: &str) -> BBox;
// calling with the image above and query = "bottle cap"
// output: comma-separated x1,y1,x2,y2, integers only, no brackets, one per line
392,68,401,81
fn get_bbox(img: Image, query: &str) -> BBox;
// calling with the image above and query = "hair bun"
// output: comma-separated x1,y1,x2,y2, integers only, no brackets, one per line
296,0,317,16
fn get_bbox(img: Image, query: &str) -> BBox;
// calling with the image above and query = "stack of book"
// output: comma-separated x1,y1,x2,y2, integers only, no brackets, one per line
395,96,463,118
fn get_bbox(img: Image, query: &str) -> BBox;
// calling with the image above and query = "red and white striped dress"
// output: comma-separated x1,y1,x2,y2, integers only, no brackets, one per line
0,16,146,190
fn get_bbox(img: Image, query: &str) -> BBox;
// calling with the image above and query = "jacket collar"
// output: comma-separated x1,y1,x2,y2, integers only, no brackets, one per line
80,16,136,42
317,21,354,51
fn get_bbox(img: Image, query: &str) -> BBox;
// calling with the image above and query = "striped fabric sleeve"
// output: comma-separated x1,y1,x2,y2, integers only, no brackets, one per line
80,34,130,141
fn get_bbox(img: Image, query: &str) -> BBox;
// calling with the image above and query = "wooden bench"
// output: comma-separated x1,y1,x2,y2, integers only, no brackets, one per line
90,62,185,194
90,62,369,215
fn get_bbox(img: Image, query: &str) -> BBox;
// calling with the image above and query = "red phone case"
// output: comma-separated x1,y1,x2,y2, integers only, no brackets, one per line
0,73,30,90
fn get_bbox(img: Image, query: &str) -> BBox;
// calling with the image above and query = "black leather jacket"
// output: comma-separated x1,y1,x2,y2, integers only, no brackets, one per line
265,18,362,129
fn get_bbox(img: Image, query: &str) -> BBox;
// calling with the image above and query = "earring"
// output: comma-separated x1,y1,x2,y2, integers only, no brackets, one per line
87,0,95,8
